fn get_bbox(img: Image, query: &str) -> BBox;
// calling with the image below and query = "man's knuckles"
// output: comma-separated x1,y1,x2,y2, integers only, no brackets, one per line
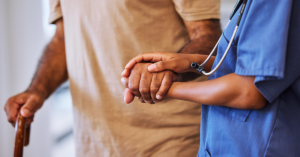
7,115,16,124
6,97,15,105
150,86,160,93
137,97,145,103
28,94,42,102
128,84,139,93
139,87,150,95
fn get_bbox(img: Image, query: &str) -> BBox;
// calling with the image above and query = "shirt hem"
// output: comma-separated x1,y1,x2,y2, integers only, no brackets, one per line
180,13,220,21
49,11,63,24
235,68,284,79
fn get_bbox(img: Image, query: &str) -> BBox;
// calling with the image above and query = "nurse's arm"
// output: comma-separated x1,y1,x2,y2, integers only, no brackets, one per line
167,73,267,110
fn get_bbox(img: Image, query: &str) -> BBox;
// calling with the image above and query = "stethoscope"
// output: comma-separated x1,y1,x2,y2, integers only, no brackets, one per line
191,0,248,75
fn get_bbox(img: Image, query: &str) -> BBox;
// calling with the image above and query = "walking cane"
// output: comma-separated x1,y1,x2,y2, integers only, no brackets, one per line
14,111,30,157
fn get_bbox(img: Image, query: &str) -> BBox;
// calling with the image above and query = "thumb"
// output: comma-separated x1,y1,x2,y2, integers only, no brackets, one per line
124,88,134,104
148,60,178,72
21,98,41,118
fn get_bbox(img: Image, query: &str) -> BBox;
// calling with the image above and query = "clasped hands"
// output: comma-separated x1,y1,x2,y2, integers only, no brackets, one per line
121,52,202,104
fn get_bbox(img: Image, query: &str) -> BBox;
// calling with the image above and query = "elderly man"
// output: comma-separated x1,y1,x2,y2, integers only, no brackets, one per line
4,0,221,156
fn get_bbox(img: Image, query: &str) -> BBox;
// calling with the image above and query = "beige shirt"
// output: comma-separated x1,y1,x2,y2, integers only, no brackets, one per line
49,0,220,156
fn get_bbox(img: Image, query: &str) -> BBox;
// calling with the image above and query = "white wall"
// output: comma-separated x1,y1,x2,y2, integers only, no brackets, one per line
0,0,52,157
0,1,13,156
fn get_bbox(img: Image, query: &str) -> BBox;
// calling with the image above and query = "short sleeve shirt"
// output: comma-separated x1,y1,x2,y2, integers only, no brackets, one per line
199,0,300,156
49,0,220,157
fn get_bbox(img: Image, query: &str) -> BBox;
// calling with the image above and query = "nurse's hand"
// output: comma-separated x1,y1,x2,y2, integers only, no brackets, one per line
121,63,179,104
121,52,202,78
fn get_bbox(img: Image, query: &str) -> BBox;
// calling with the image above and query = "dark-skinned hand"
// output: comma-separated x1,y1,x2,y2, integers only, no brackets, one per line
121,63,179,104
4,90,45,127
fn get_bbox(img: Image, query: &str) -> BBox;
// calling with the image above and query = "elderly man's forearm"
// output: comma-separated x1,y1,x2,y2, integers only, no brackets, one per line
180,19,222,55
177,19,221,81
27,19,68,99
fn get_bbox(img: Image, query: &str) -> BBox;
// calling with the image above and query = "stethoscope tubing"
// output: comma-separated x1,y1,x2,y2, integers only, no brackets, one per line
198,21,229,74
192,0,247,76
202,25,238,76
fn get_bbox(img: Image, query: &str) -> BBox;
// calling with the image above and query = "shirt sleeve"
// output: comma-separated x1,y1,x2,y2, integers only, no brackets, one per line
234,0,296,103
172,0,220,21
49,0,63,24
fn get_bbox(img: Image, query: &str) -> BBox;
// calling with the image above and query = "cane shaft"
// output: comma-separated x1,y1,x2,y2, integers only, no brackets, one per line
14,112,27,157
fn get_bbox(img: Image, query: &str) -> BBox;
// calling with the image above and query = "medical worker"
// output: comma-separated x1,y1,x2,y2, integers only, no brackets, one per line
122,0,300,156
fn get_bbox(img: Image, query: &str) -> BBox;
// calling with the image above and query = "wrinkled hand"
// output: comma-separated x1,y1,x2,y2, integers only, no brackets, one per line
121,52,201,78
122,63,179,104
4,90,45,127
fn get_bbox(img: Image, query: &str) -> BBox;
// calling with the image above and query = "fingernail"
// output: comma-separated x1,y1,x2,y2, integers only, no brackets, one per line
156,95,162,100
148,64,156,71
21,109,31,117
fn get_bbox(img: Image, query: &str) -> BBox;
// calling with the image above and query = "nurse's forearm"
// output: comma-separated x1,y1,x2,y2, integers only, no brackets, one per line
167,73,267,109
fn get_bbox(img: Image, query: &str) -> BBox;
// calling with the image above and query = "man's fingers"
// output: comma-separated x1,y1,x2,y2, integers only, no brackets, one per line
4,92,44,128
21,96,42,118
156,71,174,100
139,72,153,103
121,77,129,88
4,95,29,126
150,73,164,103
137,96,145,103
128,72,142,97
123,88,135,104
5,101,21,126
25,115,34,124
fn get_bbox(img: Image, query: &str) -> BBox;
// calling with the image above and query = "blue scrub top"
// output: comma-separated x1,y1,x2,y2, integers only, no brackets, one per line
199,0,300,156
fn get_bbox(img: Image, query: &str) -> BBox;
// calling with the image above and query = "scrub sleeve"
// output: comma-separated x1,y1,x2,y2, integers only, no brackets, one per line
234,0,296,102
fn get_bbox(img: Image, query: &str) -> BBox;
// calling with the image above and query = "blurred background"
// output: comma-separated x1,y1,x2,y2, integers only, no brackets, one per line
0,0,236,156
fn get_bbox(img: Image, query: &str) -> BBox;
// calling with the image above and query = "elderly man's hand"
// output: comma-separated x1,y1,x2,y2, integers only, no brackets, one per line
4,90,45,127
122,63,179,104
